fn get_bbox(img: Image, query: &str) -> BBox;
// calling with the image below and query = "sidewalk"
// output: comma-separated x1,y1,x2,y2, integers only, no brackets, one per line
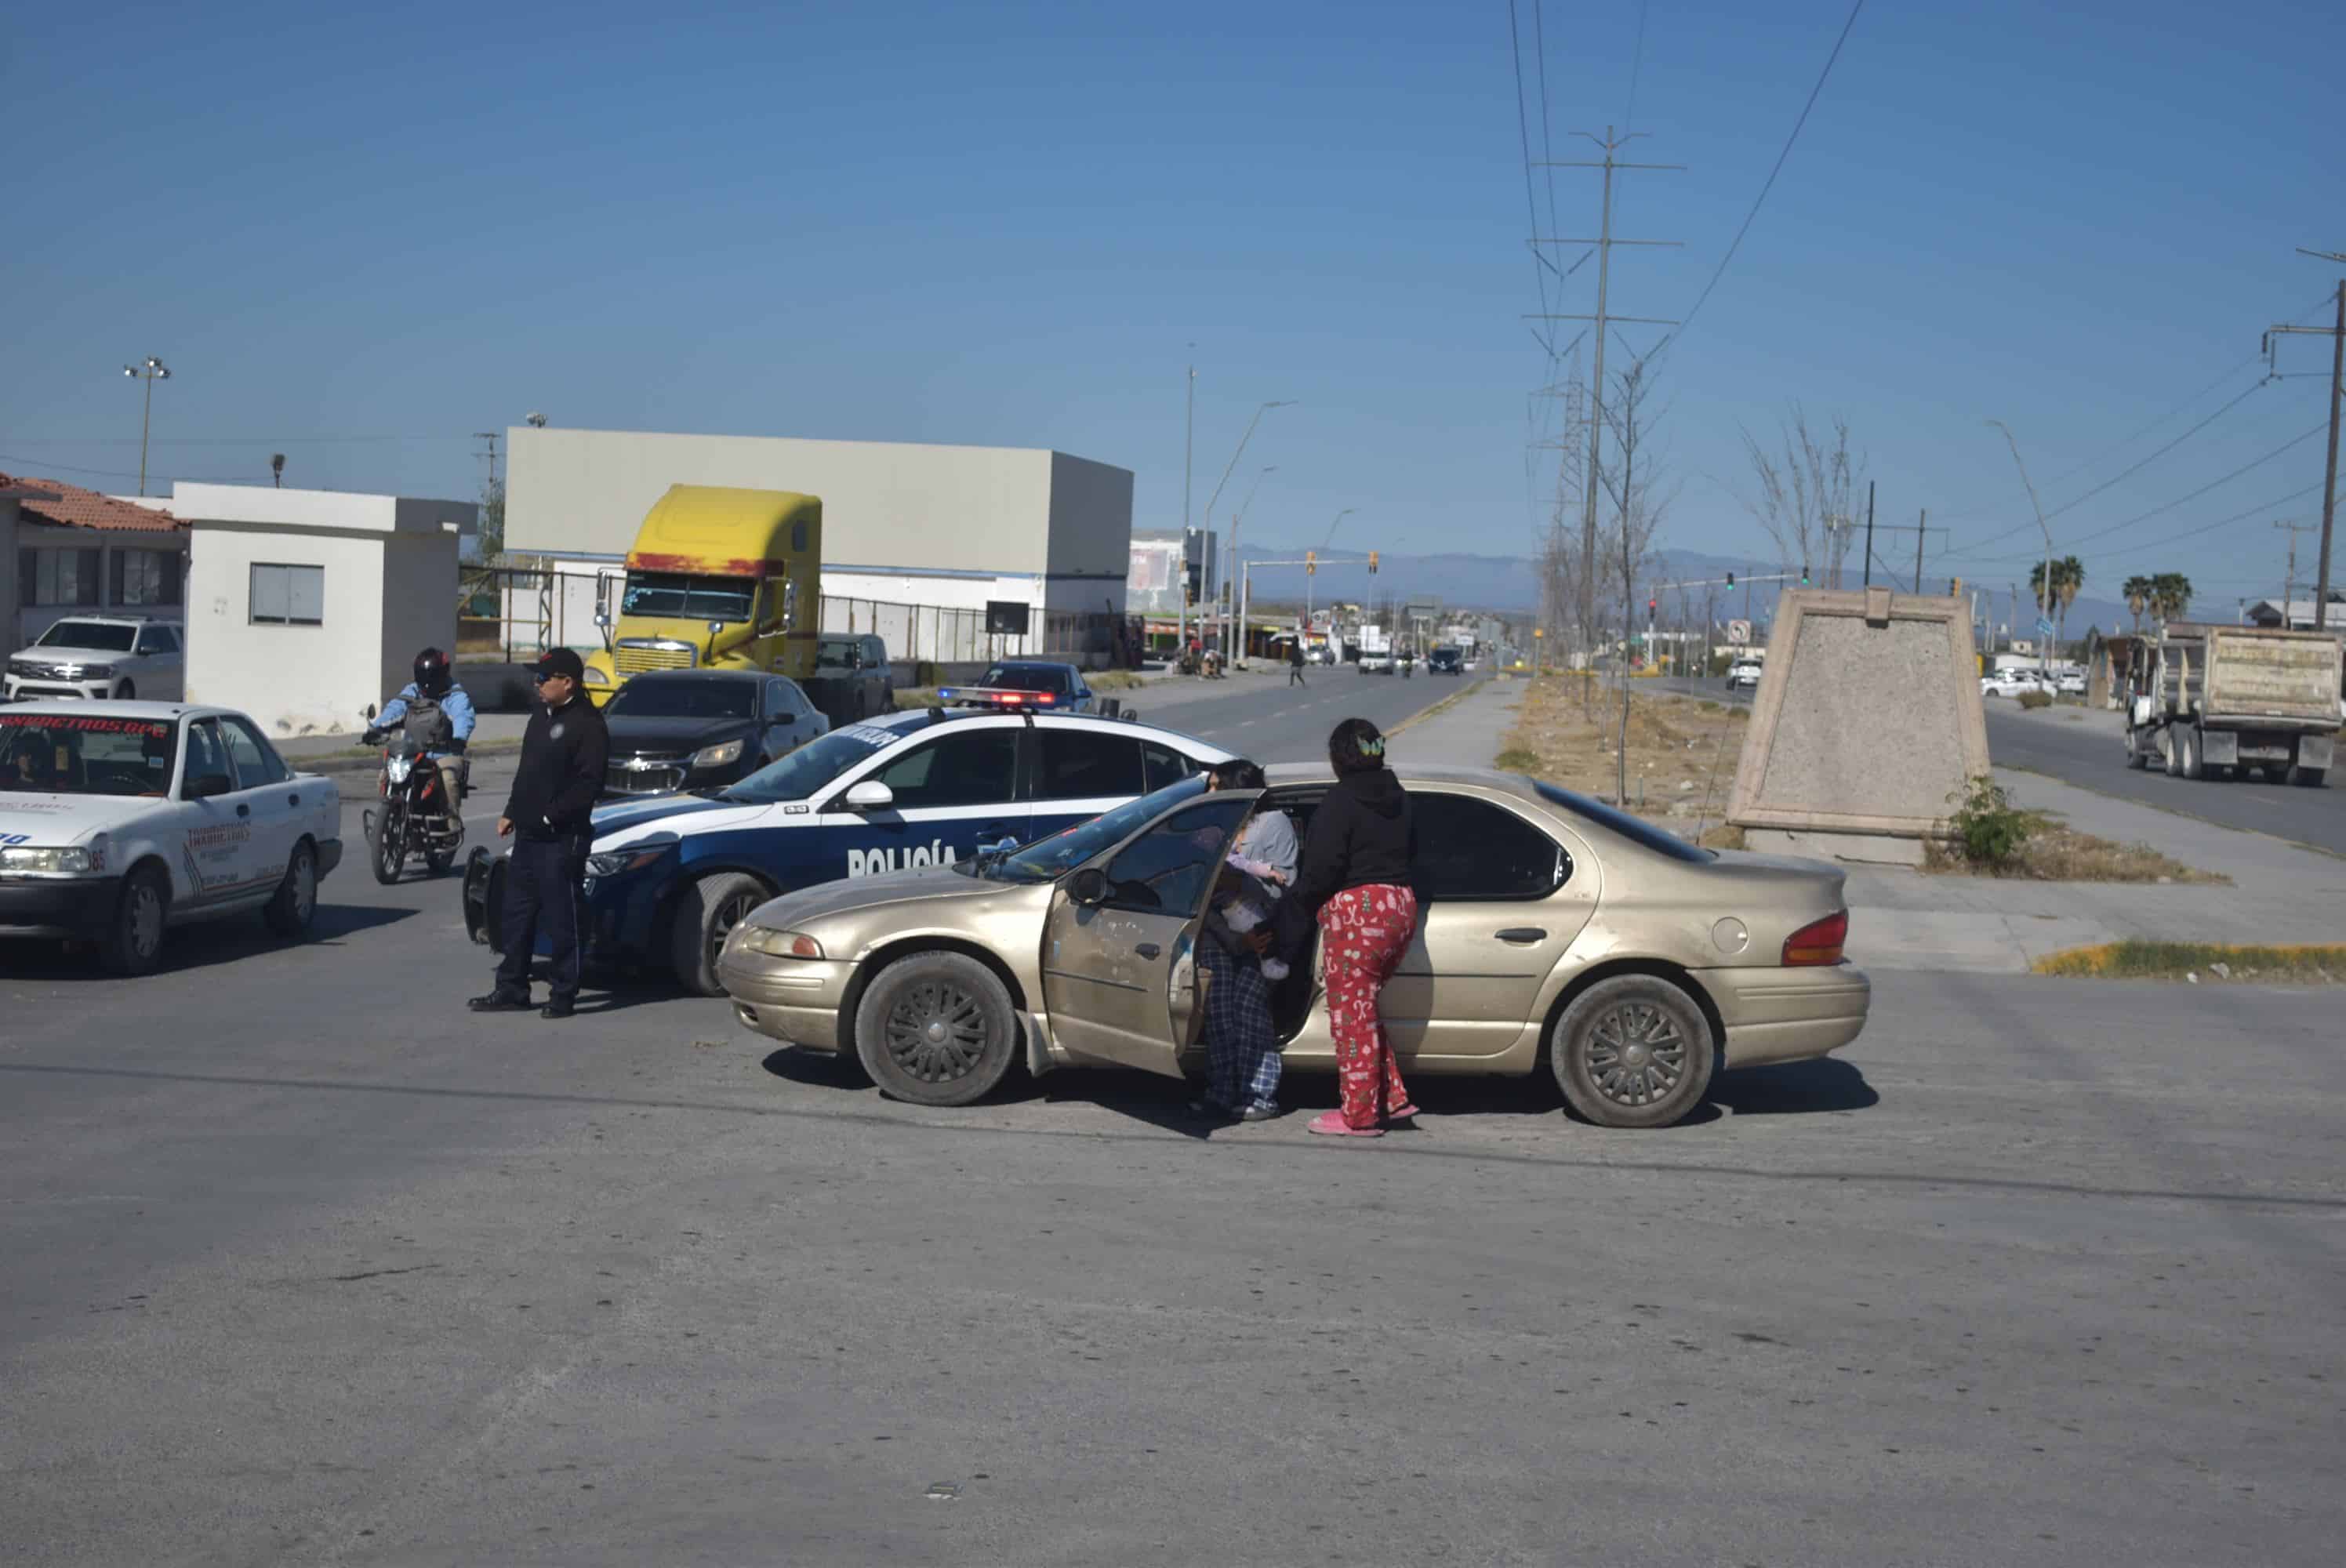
276,713,534,772
1378,678,2346,974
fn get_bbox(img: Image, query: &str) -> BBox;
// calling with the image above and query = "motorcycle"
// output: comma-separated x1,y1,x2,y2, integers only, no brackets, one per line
360,706,467,884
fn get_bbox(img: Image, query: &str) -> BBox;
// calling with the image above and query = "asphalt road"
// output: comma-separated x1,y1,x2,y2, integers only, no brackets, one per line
5,674,2340,1564
1651,671,2346,854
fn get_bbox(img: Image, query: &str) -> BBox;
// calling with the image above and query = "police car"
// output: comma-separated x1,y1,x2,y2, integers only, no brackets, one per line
464,706,1231,994
0,701,343,975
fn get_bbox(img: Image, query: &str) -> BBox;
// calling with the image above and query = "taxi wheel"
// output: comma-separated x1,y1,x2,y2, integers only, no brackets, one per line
97,866,169,978
1550,975,1716,1130
854,952,1017,1107
263,840,319,938
671,872,769,996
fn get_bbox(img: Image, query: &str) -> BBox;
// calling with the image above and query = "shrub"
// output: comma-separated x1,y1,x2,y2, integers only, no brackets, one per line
2017,690,2052,710
1494,747,1541,774
1944,776,2033,869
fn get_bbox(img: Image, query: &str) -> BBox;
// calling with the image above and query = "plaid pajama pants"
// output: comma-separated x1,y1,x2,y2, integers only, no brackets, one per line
1319,883,1419,1128
1199,942,1281,1111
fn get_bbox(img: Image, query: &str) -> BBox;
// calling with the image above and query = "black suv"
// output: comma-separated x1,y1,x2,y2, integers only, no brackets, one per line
1427,646,1465,675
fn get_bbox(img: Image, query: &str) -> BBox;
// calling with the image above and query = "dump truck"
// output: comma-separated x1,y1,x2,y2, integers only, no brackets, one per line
582,486,823,707
2119,622,2343,786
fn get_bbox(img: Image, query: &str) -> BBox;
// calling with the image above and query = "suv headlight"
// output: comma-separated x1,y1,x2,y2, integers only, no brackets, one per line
692,739,746,769
584,834,680,880
0,845,101,875
736,927,822,960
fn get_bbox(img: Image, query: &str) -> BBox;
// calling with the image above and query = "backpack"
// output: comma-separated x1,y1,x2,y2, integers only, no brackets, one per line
401,692,455,750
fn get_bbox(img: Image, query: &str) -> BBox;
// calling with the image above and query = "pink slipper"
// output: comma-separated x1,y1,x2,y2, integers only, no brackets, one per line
1384,1103,1421,1123
1306,1111,1384,1138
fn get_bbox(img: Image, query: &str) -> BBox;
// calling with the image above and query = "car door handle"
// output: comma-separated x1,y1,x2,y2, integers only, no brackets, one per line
236,804,251,818
1135,942,1162,960
1495,927,1546,943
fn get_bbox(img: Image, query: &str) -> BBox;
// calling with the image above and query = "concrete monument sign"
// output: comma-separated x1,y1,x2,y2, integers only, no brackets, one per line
1727,586,1989,865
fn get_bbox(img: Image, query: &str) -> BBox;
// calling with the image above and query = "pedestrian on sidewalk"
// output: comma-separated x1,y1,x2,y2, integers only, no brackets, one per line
470,649,609,1020
1288,638,1307,688
1293,717,1418,1136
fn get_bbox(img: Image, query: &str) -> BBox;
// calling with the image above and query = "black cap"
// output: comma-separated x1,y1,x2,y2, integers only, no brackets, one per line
531,648,586,682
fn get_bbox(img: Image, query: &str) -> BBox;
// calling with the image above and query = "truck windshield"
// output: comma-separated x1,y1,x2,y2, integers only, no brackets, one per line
719,726,896,804
0,713,177,798
619,572,755,622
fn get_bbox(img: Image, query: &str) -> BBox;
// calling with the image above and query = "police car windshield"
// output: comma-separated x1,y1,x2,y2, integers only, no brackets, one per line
0,713,177,797
979,664,1066,693
988,775,1211,882
718,724,899,803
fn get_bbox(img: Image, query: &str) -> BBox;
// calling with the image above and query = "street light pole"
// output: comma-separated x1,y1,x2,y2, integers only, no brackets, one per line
1180,356,1196,657
1988,419,2056,678
1309,506,1355,638
1197,400,1294,665
1230,466,1277,667
122,356,171,497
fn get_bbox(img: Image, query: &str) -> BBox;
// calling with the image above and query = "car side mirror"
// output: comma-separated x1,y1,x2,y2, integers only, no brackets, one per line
1068,866,1108,906
184,773,234,800
841,779,895,811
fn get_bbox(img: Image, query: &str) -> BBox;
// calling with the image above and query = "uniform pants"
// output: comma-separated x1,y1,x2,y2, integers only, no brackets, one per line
1200,942,1281,1110
1318,884,1419,1127
494,835,587,1002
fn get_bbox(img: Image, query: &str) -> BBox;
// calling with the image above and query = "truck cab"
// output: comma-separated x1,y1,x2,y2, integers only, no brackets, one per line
582,486,823,708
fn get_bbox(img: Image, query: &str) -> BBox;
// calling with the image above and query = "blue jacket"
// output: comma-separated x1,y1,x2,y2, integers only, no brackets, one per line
376,682,477,752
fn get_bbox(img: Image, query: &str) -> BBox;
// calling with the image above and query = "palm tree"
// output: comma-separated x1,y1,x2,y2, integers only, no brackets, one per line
2054,555,2084,652
2122,574,2153,634
2150,572,2194,627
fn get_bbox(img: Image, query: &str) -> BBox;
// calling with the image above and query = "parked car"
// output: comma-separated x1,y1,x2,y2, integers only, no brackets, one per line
1727,659,1763,691
601,670,829,798
5,616,185,703
803,633,893,726
1980,669,2043,699
720,764,1870,1130
465,708,1231,995
942,661,1098,713
1427,646,1465,675
2054,669,2087,696
0,702,340,974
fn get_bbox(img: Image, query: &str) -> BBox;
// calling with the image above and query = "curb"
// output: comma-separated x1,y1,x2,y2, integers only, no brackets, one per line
1384,677,1493,740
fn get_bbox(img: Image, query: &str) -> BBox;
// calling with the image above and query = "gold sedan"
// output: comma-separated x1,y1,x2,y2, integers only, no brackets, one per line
717,766,1869,1129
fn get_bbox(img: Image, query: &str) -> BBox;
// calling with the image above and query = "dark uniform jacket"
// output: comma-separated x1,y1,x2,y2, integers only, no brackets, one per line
503,695,610,841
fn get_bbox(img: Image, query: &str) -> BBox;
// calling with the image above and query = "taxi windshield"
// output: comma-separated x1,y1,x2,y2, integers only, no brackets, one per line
986,775,1211,882
719,724,898,804
0,713,177,797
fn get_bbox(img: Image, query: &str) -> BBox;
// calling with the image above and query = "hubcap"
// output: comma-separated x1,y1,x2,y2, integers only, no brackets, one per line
127,884,164,957
1585,1002,1687,1108
293,856,316,921
884,979,989,1083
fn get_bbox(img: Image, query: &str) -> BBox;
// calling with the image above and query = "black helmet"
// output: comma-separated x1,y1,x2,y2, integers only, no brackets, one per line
414,648,453,699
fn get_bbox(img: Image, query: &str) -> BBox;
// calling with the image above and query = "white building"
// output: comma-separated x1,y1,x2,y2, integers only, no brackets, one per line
503,427,1134,641
1,471,191,646
167,483,474,737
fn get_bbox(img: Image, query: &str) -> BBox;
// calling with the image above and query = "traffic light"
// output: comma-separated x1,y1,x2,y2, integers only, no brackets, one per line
1799,564,1810,586
1185,562,1202,605
1368,550,1380,575
1306,550,1316,576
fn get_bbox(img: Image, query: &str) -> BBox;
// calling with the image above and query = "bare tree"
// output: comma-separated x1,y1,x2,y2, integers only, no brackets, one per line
1738,408,1860,587
1596,358,1673,806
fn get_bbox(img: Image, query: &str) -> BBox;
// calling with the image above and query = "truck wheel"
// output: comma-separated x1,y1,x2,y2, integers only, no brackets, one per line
2180,728,2203,780
852,950,1019,1107
1549,974,1716,1129
2290,766,2328,788
262,840,319,938
2162,731,2181,777
2123,728,2147,769
670,871,769,996
97,866,169,977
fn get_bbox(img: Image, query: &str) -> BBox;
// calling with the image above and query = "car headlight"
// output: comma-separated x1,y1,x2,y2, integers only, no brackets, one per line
584,834,680,880
0,845,102,875
691,739,746,769
735,927,823,960
583,666,610,685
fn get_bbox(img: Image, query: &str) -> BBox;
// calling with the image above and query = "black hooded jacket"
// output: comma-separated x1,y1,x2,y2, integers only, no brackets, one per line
1295,767,1414,914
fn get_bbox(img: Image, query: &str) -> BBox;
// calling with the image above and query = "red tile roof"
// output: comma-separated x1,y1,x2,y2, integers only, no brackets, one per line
0,472,186,534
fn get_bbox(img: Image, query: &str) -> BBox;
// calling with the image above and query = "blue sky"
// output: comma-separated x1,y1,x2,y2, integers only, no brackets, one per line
5,0,2341,612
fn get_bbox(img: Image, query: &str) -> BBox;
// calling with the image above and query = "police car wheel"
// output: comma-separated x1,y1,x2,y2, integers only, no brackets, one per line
854,951,1018,1107
671,872,770,996
97,866,169,978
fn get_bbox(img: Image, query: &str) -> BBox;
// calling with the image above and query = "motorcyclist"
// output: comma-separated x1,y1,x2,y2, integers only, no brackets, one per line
368,648,474,822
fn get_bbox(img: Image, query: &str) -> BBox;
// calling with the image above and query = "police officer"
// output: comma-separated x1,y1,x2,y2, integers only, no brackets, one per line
469,649,609,1019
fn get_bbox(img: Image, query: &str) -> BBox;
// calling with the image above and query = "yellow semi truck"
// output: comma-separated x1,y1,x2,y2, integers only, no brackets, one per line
582,485,823,706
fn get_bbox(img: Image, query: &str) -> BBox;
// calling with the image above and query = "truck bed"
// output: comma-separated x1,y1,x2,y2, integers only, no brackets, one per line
2196,627,2343,726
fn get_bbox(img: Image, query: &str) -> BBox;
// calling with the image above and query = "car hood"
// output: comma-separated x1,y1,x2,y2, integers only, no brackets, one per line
12,644,135,666
590,792,757,844
0,792,157,844
603,715,756,756
750,861,1045,931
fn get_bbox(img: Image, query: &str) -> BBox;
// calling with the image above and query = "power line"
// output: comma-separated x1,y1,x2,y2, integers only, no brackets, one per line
2066,483,2322,566
0,434,464,446
0,452,250,484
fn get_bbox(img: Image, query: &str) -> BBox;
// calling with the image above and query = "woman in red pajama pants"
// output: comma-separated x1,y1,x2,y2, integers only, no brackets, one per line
1293,717,1419,1137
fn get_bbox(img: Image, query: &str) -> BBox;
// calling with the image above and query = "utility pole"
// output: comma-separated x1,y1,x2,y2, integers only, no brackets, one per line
473,431,500,491
2267,254,2344,629
1988,420,2056,677
1197,401,1294,666
2275,519,2316,624
1179,357,1196,659
1527,128,1682,664
1861,482,1876,587
1915,507,1927,594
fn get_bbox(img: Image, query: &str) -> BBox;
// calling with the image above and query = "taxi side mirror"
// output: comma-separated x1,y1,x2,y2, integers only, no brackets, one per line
841,779,895,811
1068,866,1108,906
184,773,234,800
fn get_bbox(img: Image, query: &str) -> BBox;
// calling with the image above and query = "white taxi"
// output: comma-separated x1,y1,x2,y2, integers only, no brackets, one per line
0,702,343,975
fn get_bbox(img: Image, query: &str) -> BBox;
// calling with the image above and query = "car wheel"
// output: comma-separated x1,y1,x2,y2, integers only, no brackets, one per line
670,871,769,995
1549,974,1716,1129
114,680,136,701
97,865,169,977
263,840,319,938
854,950,1019,1106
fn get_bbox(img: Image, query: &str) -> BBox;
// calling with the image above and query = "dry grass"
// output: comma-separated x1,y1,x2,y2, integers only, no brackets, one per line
1922,814,2228,884
2034,940,2346,982
1498,676,1749,833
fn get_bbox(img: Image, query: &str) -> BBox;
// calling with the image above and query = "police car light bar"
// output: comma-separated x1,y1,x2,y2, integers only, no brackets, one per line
936,687,1057,708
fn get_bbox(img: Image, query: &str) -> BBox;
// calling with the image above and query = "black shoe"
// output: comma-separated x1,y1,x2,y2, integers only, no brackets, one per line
540,997,577,1020
468,992,532,1013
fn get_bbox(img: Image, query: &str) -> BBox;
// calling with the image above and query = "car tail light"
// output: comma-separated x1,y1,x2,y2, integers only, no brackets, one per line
1783,909,1847,966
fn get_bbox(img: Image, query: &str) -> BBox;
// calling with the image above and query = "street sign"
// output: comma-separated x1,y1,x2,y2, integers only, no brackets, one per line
1727,619,1752,646
2035,617,2055,637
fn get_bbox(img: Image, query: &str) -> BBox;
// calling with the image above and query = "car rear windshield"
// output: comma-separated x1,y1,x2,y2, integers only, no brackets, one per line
979,665,1067,693
34,621,138,652
717,724,899,803
0,713,176,797
606,678,756,720
1530,780,1714,863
